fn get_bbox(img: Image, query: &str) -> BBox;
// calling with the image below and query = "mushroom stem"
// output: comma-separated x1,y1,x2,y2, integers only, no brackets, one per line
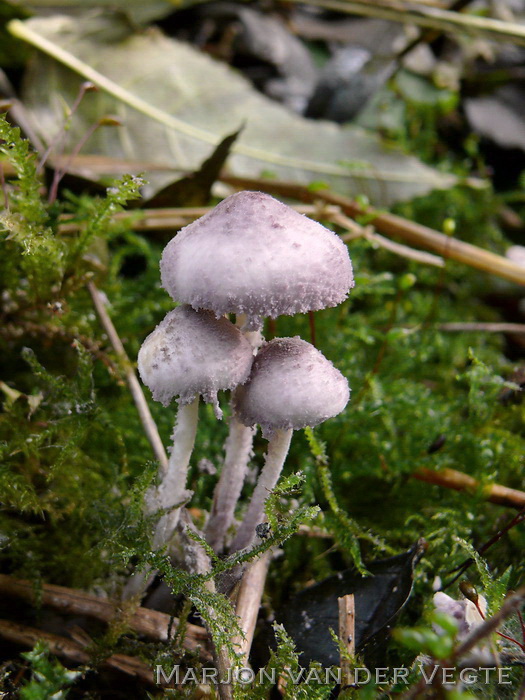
122,398,200,601
152,397,200,548
205,313,262,553
205,418,256,552
230,428,293,552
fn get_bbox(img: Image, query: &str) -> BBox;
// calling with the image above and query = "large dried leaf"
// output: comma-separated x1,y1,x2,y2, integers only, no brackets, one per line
14,14,457,205
9,0,177,25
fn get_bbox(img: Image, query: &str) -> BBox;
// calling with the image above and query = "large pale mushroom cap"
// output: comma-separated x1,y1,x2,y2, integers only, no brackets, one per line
160,191,354,329
138,305,253,417
234,337,349,435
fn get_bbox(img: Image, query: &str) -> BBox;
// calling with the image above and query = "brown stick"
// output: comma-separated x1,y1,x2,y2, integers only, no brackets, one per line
232,550,272,665
437,322,525,334
0,574,209,656
338,594,356,688
87,281,168,474
220,174,525,287
0,619,154,685
412,467,525,509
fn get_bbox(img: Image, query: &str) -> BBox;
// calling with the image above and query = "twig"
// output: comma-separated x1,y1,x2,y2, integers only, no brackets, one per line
0,619,154,685
437,322,525,334
232,550,272,665
0,574,209,656
335,211,445,267
338,594,356,688
57,204,341,235
179,511,234,700
412,467,525,509
220,174,525,287
294,0,525,46
87,281,168,473
444,507,525,588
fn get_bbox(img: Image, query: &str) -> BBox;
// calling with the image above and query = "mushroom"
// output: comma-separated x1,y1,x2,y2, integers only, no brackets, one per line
229,336,349,552
161,191,353,552
160,190,354,331
137,304,253,546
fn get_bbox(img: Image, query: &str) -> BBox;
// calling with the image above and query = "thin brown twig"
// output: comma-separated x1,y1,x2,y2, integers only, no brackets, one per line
56,204,342,235
0,574,209,655
445,507,525,588
87,281,168,473
0,619,155,685
412,467,525,509
399,591,525,699
437,322,525,334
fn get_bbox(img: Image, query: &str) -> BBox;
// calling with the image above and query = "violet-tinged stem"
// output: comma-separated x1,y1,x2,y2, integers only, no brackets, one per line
205,313,262,553
205,418,255,552
122,398,200,601
230,428,293,552
152,396,200,548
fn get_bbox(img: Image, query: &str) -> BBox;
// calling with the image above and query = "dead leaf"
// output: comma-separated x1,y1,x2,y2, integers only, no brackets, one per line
12,15,457,206
274,540,426,667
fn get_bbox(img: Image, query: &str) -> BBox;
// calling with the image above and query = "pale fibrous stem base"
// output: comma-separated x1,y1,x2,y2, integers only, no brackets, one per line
230,428,293,552
205,312,262,553
205,417,256,552
122,397,200,601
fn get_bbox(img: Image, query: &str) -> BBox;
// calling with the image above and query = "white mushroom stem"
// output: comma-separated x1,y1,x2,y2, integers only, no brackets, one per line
152,397,200,548
205,419,256,552
205,313,262,553
122,398,200,601
230,428,293,552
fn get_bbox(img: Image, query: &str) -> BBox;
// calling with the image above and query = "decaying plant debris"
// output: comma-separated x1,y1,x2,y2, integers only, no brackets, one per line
1,1,525,698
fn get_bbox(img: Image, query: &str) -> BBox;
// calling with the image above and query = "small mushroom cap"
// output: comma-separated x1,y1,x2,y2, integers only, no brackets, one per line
160,191,353,329
234,337,349,435
138,305,253,416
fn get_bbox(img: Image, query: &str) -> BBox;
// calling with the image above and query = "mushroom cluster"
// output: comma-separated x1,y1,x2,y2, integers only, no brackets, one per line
137,190,354,563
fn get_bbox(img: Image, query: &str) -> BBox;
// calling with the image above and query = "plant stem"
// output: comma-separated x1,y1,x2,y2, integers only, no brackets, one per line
232,550,272,664
206,418,256,552
87,281,168,472
230,428,293,552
